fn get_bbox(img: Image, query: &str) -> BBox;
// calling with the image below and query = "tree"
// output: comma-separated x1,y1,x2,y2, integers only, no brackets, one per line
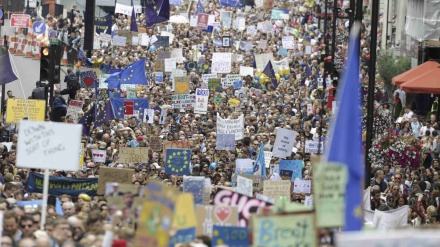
377,50,411,86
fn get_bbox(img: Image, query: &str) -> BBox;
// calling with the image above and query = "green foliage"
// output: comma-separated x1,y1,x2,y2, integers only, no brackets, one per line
377,50,411,86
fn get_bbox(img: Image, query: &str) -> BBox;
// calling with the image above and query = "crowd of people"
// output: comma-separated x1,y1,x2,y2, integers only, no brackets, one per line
2,0,439,246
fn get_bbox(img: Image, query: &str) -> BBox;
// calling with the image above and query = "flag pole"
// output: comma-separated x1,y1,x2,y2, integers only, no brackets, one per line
365,0,379,189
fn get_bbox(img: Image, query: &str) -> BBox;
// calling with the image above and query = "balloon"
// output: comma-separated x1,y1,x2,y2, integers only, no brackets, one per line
275,73,280,82
259,76,266,84
255,68,262,76
282,67,290,75
254,74,260,80
277,67,284,75
284,74,290,80
149,45,156,52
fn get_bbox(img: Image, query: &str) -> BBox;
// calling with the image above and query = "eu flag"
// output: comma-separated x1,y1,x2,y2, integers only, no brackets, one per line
105,58,147,89
130,6,138,32
262,60,278,89
111,98,149,120
253,142,267,176
219,0,243,7
165,148,191,175
95,100,115,128
195,0,205,15
78,104,96,136
325,22,363,231
0,52,18,85
146,0,170,27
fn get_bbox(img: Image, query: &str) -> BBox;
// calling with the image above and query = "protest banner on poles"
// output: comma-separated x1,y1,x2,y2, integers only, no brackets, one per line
171,94,196,109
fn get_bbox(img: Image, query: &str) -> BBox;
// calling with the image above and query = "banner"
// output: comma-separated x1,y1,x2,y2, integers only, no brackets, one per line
213,188,272,227
26,172,98,197
95,15,112,34
115,3,133,16
171,94,196,109
216,114,244,140
194,88,209,114
6,98,45,123
119,147,149,163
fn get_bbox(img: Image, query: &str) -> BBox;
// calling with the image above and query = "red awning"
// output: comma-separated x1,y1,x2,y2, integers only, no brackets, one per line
391,61,440,86
400,66,440,94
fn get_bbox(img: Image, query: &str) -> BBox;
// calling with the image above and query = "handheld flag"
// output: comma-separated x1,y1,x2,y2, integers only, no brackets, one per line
0,52,18,85
195,0,205,15
219,0,243,7
105,58,147,89
262,60,278,89
130,6,138,32
78,104,96,136
325,22,363,231
145,0,170,26
253,142,267,176
95,100,115,128
111,98,149,120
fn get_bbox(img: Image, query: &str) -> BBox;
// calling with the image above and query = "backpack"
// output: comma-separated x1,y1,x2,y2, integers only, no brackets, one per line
66,73,80,91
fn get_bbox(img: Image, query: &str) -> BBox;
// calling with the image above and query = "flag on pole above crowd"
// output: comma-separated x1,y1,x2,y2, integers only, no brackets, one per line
130,6,138,32
95,101,116,128
78,104,96,136
195,0,205,15
0,52,18,85
325,22,363,231
253,142,267,176
145,0,170,26
105,58,147,89
262,60,278,89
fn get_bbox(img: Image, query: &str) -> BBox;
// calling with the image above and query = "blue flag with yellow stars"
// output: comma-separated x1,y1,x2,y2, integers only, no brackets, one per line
165,148,191,175
219,0,243,7
262,60,278,89
95,100,115,128
145,0,170,27
78,104,96,136
105,58,147,89
111,98,149,120
279,160,302,182
183,176,204,204
212,225,249,247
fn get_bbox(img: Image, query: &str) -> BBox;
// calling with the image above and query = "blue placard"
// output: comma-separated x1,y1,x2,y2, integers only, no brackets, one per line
279,160,303,182
212,225,249,247
233,80,243,89
0,9,3,20
32,21,46,34
280,169,293,180
165,148,191,175
216,134,235,150
169,227,196,247
183,177,204,204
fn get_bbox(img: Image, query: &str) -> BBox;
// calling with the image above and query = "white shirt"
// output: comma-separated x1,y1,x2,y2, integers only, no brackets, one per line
403,110,414,120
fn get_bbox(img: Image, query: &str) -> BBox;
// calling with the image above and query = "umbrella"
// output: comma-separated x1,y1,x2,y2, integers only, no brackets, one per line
169,15,189,24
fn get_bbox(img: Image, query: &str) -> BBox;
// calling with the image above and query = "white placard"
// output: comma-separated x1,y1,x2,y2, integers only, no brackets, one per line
258,39,267,49
66,100,84,121
272,128,297,158
164,58,177,72
91,149,107,163
171,48,184,63
304,140,324,154
150,35,158,44
305,45,312,54
270,164,279,175
17,121,81,171
134,5,142,14
217,114,244,141
282,36,295,49
211,53,232,74
272,58,289,74
293,180,311,193
139,34,150,46
225,74,242,88
304,196,314,207
144,109,154,123
237,175,253,197
239,66,254,77
235,159,253,174
254,53,274,69
100,33,112,42
115,3,133,16
194,88,209,115
256,193,275,204
112,35,127,47
202,74,217,84
264,151,272,168
238,18,246,31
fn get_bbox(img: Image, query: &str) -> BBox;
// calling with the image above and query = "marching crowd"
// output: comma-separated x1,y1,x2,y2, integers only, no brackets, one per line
1,0,439,246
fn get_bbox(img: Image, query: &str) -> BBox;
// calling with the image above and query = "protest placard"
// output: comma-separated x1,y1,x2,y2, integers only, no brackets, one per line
263,180,291,201
157,51,171,59
170,193,197,246
173,76,190,94
252,213,316,247
194,88,209,114
239,66,253,77
231,174,265,190
171,94,196,109
26,172,98,196
162,141,191,158
216,134,235,150
211,53,232,73
66,100,84,120
282,36,295,49
17,121,81,171
171,48,184,63
305,140,324,154
119,147,149,163
313,162,348,228
201,74,217,84
143,109,154,123
100,33,112,42
212,226,249,247
279,160,302,182
226,74,242,88
270,164,279,175
112,35,126,46
208,78,221,92
293,180,311,194
165,148,191,175
237,175,253,197
235,159,253,174
126,86,137,98
258,39,268,49
164,58,177,72
97,167,134,194
148,136,162,151
272,128,297,158
254,53,274,69
256,193,275,204
183,176,204,205
305,196,314,207
91,149,106,163
114,3,132,16
6,99,46,123
155,71,164,84
217,114,244,140
214,188,272,227
195,205,239,236
197,13,209,29
264,151,272,168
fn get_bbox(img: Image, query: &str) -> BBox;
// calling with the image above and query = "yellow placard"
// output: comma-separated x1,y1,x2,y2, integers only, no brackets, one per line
173,193,197,229
6,98,46,123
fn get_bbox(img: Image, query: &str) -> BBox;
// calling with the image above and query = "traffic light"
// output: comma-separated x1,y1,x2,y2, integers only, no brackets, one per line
39,47,51,85
51,45,62,84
